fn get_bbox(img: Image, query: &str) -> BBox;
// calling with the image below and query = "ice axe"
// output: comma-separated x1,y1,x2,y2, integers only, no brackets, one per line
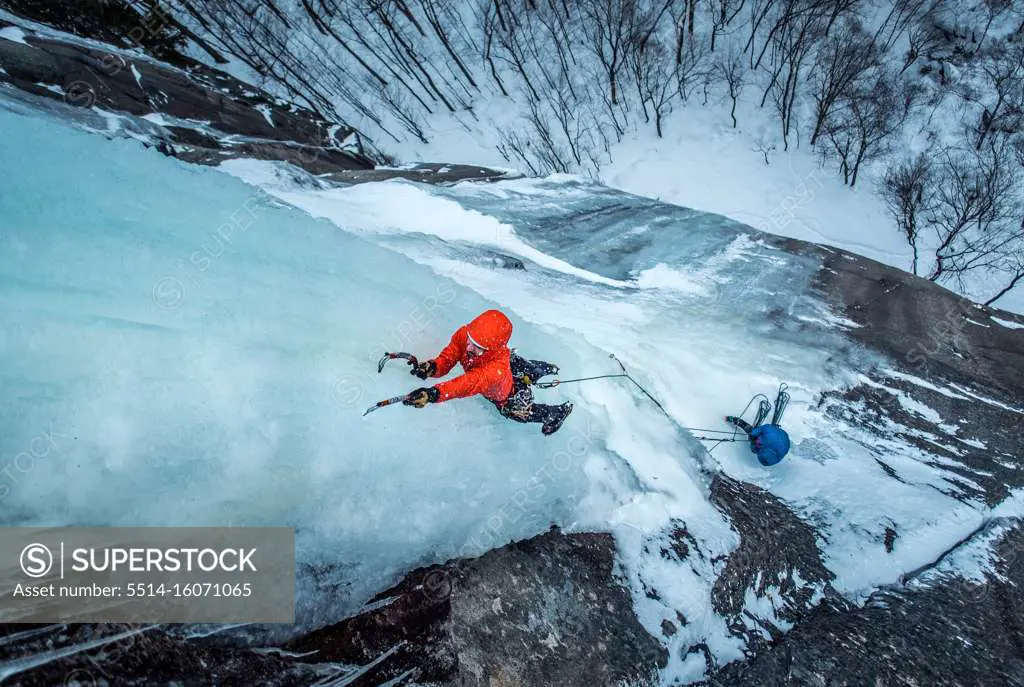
377,352,419,374
363,393,412,416
365,353,421,416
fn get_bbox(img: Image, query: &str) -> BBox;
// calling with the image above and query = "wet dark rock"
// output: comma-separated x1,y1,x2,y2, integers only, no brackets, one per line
288,527,666,686
0,623,323,686
709,476,835,652
459,248,527,271
0,529,664,686
818,373,1023,506
798,241,1024,507
485,252,526,270
0,23,378,174
709,518,1024,687
884,526,897,554
811,245,1024,408
323,163,521,186
0,0,193,65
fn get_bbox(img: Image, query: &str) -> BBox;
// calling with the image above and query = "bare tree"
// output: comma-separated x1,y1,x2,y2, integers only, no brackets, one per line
822,0,862,36
926,139,1022,284
984,246,1024,306
758,0,828,149
631,37,679,136
902,8,945,74
972,39,1024,150
707,0,746,51
871,0,931,54
676,33,710,102
809,18,879,145
880,152,934,275
975,0,1013,50
478,0,510,95
578,0,634,106
717,47,745,127
825,72,913,186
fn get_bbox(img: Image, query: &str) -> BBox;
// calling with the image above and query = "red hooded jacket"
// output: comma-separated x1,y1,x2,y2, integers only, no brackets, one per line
429,310,514,403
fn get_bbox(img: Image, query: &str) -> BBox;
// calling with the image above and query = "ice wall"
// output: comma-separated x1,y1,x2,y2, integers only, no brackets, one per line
0,108,595,627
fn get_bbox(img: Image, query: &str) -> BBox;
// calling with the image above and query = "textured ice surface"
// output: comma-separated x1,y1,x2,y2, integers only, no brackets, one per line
0,109,591,629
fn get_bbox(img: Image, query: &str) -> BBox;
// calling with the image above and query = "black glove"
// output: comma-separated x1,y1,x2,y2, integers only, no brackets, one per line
404,387,440,408
411,359,437,380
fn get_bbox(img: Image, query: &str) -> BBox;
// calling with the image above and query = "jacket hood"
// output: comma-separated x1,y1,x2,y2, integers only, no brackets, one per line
466,309,512,350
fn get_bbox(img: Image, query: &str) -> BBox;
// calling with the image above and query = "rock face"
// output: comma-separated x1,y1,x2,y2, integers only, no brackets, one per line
808,244,1024,507
0,19,518,184
812,245,1024,406
288,528,667,686
709,476,835,652
0,529,666,686
324,163,521,186
0,19,378,173
710,518,1024,686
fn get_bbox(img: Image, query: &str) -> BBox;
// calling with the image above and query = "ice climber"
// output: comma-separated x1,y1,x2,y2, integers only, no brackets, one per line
403,309,574,436
724,383,791,466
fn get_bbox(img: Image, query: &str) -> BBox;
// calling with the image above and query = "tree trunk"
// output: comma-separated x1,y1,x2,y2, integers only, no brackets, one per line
984,270,1024,305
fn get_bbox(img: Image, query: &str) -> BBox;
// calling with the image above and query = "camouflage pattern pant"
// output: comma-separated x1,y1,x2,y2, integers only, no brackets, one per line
494,354,562,425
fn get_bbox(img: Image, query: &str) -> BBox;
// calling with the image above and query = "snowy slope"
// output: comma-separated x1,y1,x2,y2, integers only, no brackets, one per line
387,95,1024,317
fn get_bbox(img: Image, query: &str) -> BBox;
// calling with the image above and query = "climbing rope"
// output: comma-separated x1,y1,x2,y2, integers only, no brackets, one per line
535,373,628,388
539,354,676,419
539,354,749,450
372,349,768,453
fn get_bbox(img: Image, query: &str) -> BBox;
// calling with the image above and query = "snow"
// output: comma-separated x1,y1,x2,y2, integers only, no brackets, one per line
909,512,1021,589
882,367,1024,414
0,25,30,45
382,86,1024,317
991,316,1024,330
254,103,275,128
34,83,64,96
220,161,631,289
129,64,143,87
141,112,171,126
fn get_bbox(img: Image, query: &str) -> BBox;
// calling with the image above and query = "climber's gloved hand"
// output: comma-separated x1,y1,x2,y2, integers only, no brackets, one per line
411,359,437,380
404,387,440,408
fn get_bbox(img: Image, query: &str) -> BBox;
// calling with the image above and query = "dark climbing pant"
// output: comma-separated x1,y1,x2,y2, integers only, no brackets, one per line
495,354,562,426
727,417,754,435
725,416,762,456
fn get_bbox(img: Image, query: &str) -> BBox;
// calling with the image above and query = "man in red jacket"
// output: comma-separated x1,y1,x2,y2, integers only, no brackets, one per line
403,309,573,436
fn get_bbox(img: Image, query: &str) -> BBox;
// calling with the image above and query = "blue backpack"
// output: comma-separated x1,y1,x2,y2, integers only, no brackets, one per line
749,424,790,466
